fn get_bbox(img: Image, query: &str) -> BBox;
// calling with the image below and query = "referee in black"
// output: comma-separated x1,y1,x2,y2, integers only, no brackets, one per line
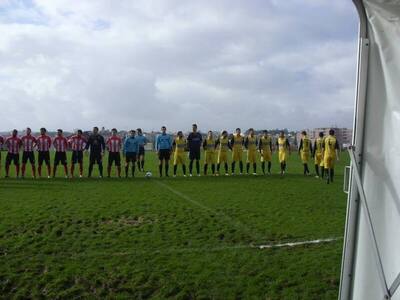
85,126,105,178
187,124,203,176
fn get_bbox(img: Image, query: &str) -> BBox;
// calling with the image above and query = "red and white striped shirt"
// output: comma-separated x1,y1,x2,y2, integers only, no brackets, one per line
36,135,52,152
106,136,122,153
5,136,22,154
68,135,86,151
0,136,4,148
21,135,37,152
53,136,68,152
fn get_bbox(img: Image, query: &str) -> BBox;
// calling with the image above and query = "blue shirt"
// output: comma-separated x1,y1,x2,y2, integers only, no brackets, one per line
136,135,147,147
124,136,140,154
156,133,172,151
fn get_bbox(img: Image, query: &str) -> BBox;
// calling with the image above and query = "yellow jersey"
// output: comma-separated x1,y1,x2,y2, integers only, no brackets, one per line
277,137,289,152
246,135,257,152
300,136,311,153
218,136,229,152
173,137,186,153
314,137,324,154
259,136,272,153
231,134,244,151
204,137,216,153
324,135,338,158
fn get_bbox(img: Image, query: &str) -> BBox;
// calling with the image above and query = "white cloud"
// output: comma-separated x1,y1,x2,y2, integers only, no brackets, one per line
0,0,359,133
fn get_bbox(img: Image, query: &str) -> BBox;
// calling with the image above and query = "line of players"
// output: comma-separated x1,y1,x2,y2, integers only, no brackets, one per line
0,124,340,183
0,126,147,179
157,124,339,184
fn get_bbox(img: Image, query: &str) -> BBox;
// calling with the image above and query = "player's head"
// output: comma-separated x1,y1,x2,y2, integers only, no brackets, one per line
236,128,241,135
93,127,99,134
111,128,117,136
12,129,18,137
248,128,254,136
207,130,213,138
192,124,197,132
222,130,228,138
40,127,46,135
263,130,268,137
280,131,285,138
177,131,183,138
319,131,324,138
161,126,166,134
77,129,83,136
329,129,335,136
129,130,136,137
302,130,307,136
137,128,142,135
26,127,31,135
57,129,63,136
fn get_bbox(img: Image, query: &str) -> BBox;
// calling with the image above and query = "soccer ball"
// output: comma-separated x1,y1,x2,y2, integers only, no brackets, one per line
145,171,152,178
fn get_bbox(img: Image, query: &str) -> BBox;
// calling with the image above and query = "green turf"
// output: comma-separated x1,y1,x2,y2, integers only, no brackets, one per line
0,151,349,299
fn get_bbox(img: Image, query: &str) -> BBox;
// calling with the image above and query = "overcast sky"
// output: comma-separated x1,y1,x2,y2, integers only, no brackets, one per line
0,0,359,133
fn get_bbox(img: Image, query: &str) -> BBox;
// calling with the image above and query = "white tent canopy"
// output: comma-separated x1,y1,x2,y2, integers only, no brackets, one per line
340,1,400,299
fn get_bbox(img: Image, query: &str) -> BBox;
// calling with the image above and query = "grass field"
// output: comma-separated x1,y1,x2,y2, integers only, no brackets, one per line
0,150,349,299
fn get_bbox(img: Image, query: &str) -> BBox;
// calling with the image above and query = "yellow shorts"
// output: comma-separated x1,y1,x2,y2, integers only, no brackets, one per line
323,155,335,169
232,149,243,162
205,152,216,164
300,151,309,163
278,150,287,163
173,153,186,165
218,151,228,164
247,150,257,164
314,153,323,165
261,150,272,162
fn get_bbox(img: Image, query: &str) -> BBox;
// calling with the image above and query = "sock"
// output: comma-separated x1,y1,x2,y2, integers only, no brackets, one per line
21,164,26,176
303,164,307,175
182,164,186,175
204,164,208,175
47,164,51,176
137,161,141,171
64,165,68,176
38,165,42,177
141,160,144,170
174,165,177,175
224,163,228,173
211,164,215,174
261,162,265,174
131,165,135,177
217,163,220,173
71,165,75,176
315,165,320,177
5,163,10,176
53,165,57,177
159,164,162,177
117,166,121,177
321,167,325,179
165,163,169,176
253,163,256,173
305,164,309,174
125,165,129,177
189,160,193,174
98,162,103,177
16,165,20,177
231,162,235,173
196,160,200,174
239,161,243,173
268,162,271,173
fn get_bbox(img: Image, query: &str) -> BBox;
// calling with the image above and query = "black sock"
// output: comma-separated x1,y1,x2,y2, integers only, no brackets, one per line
211,164,215,174
303,164,307,175
224,163,228,173
132,165,135,177
137,161,141,171
165,163,169,176
253,163,256,173
268,162,271,173
204,164,208,175
261,162,265,174
246,163,250,174
183,165,186,175
125,165,129,177
174,165,177,175
159,164,162,177
141,160,144,170
231,162,235,173
88,163,93,177
305,164,309,174
239,161,243,173
196,160,200,174
217,163,220,172
98,162,103,177
189,160,193,174
315,165,320,177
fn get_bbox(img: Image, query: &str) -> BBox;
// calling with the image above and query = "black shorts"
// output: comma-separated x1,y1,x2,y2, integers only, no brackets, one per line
89,152,102,165
125,152,137,163
189,149,201,160
71,151,83,164
54,152,67,165
22,151,35,164
108,152,121,166
38,151,50,166
138,146,145,156
6,153,19,165
158,149,171,161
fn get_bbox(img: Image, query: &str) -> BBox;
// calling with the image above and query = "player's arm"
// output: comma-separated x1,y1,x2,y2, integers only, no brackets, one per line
84,136,91,151
228,137,234,150
298,139,303,154
258,139,262,152
244,137,249,149
202,139,207,151
335,140,340,161
286,139,291,155
312,141,317,157
269,140,273,154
